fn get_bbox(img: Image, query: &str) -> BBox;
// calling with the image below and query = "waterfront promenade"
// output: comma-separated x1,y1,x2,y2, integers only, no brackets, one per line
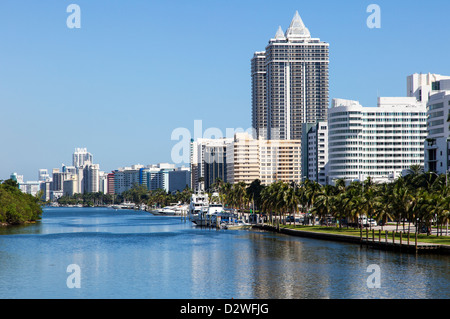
252,223,450,255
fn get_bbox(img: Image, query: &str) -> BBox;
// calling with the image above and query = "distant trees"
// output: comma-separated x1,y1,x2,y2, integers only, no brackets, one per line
57,184,194,209
0,179,42,225
57,192,114,207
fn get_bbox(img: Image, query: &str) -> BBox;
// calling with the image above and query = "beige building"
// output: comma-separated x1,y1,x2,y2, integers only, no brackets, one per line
226,132,302,185
226,133,260,184
259,139,302,185
63,175,79,196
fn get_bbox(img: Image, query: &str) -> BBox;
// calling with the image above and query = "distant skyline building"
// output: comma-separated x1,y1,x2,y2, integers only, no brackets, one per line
168,166,191,193
83,163,100,194
112,163,186,194
252,11,329,141
72,148,93,167
38,169,50,182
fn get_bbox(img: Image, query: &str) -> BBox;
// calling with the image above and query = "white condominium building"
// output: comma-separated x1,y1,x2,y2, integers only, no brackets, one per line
306,122,328,185
328,97,427,184
113,165,144,195
73,147,93,167
407,73,450,175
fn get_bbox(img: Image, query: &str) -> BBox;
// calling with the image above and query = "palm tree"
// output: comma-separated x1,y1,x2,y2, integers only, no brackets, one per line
344,181,364,228
219,182,232,208
374,183,393,230
404,164,424,187
261,184,275,225
284,186,299,226
303,179,321,225
230,182,248,219
359,182,378,231
275,181,289,226
312,185,335,226
246,179,264,213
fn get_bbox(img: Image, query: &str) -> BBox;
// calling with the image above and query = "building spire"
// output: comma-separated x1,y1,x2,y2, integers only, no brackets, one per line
285,10,310,39
274,26,286,40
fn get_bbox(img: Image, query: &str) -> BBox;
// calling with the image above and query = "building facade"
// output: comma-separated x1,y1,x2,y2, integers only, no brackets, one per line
327,97,427,184
113,165,143,195
190,138,233,191
72,147,93,167
168,167,191,193
252,11,329,141
306,121,328,184
226,132,260,184
259,139,302,185
408,73,450,175
226,132,302,185
251,51,267,139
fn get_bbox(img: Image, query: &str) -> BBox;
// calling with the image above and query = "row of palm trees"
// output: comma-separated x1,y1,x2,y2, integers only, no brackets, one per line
210,167,450,236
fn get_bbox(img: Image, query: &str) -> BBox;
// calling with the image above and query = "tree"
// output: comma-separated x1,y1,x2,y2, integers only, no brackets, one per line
312,185,335,225
246,179,264,213
0,179,42,225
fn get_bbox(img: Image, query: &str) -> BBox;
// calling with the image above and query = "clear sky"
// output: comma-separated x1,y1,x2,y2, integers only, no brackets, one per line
1,0,449,181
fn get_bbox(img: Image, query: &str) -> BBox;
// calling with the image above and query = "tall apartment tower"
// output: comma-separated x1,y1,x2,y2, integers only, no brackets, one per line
251,52,267,139
252,11,329,141
72,148,93,167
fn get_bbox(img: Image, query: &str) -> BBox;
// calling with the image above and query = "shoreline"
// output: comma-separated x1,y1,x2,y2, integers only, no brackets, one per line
253,224,450,256
0,220,38,227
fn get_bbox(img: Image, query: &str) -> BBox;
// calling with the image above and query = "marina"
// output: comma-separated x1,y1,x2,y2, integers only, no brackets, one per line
186,191,252,230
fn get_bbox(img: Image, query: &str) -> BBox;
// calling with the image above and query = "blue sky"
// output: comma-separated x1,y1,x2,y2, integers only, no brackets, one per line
1,0,449,181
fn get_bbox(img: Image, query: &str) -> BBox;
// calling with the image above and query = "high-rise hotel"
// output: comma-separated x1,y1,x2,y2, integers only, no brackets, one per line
252,11,329,141
327,96,427,184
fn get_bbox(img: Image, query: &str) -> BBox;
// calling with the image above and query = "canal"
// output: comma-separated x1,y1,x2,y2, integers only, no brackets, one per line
0,207,448,299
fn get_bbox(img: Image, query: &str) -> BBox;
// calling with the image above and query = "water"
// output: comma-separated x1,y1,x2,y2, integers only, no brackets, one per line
0,207,448,299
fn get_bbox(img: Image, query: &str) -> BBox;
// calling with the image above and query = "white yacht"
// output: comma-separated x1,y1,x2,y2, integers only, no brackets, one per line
190,192,227,227
150,203,189,216
188,192,209,220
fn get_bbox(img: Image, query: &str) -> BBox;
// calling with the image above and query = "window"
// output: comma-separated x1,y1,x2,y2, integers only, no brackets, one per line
432,81,441,91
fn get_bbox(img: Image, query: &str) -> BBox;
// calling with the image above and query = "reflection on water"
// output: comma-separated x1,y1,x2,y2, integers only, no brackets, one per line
0,207,448,299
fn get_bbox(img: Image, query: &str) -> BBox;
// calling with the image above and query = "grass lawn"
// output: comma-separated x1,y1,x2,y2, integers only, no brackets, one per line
280,224,450,246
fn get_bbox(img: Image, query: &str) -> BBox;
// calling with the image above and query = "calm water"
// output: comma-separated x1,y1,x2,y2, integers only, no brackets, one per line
0,207,448,299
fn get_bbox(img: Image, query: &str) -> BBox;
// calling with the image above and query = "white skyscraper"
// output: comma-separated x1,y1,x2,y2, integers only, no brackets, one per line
73,148,93,167
83,164,100,194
